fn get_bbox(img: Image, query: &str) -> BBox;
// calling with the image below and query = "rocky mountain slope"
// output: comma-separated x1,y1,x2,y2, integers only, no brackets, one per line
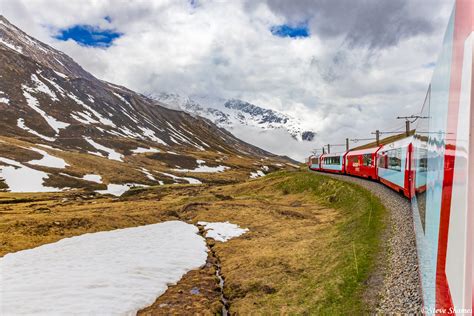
153,92,316,142
0,15,294,194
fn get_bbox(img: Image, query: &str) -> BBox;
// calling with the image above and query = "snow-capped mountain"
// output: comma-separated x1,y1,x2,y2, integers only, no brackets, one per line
0,15,293,193
153,93,316,142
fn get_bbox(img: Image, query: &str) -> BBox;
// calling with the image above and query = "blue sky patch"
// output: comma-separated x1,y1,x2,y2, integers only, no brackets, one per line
271,23,310,38
55,25,122,47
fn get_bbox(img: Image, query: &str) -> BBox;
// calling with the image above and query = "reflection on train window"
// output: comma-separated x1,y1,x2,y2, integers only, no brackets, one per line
417,151,428,172
324,156,341,165
415,86,430,233
387,149,402,171
311,157,319,165
362,154,373,166
377,154,388,169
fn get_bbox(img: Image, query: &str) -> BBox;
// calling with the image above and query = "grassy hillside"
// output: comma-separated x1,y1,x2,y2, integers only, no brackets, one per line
0,169,385,314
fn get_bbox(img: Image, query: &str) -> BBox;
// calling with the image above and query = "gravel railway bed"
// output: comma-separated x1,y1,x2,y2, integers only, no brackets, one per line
319,172,422,313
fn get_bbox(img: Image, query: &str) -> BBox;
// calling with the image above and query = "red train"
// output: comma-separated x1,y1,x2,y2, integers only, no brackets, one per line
308,1,474,309
308,136,414,198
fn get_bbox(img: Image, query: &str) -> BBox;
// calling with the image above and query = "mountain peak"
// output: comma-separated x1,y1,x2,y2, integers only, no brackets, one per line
0,16,94,81
153,93,316,142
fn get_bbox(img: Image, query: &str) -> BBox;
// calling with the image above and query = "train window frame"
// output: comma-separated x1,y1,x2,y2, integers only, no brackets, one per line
387,148,402,172
377,153,388,169
324,156,341,165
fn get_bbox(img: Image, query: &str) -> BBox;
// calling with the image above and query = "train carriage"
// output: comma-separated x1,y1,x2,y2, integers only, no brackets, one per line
320,152,348,174
308,154,322,171
376,136,413,198
345,146,381,180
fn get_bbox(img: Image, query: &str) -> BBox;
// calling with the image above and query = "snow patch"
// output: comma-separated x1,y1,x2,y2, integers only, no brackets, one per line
82,174,102,184
84,138,123,162
28,147,68,168
250,170,266,179
22,89,69,133
68,93,115,127
140,168,156,181
39,74,66,96
95,183,148,196
17,118,56,142
173,159,229,173
131,147,160,154
159,172,202,185
138,127,168,146
30,74,58,101
71,112,99,125
0,157,60,192
0,221,208,315
0,38,23,53
95,184,130,196
177,165,229,173
198,221,249,242
0,91,9,104
53,70,68,78
113,92,133,108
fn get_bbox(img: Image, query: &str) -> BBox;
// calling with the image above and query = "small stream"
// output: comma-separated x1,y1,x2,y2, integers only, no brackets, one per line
196,224,230,315
214,252,229,315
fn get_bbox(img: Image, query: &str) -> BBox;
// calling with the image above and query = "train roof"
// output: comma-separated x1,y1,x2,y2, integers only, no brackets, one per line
320,151,348,158
351,130,415,150
379,135,414,150
346,146,381,156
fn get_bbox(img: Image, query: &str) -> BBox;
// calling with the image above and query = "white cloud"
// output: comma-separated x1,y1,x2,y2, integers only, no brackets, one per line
0,0,454,160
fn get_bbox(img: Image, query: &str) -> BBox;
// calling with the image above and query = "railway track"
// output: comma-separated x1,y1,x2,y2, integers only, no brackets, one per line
316,171,423,313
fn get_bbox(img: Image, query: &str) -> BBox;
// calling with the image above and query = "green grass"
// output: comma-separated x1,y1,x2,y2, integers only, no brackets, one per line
272,170,386,314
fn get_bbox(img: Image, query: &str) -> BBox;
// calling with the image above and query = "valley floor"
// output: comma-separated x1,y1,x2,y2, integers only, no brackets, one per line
0,170,386,314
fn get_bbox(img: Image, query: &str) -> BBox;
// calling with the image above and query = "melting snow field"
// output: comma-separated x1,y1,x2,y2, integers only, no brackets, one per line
17,118,56,142
160,172,202,185
84,137,123,162
131,147,160,154
82,174,102,184
0,221,208,315
250,170,266,179
95,184,131,197
0,157,60,192
22,89,69,133
198,221,249,242
95,183,148,197
173,159,230,173
28,147,68,168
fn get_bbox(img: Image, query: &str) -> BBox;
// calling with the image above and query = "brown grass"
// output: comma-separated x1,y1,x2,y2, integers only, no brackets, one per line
0,170,384,314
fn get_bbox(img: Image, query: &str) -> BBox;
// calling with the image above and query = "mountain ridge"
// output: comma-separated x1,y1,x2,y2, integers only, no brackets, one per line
152,92,316,142
0,15,295,194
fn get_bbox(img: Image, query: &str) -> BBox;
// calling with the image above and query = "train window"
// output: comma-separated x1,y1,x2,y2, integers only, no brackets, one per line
387,149,402,171
324,156,340,165
362,154,373,166
311,157,319,165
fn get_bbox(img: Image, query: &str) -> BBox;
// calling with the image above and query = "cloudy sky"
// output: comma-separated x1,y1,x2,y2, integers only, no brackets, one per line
1,0,455,159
